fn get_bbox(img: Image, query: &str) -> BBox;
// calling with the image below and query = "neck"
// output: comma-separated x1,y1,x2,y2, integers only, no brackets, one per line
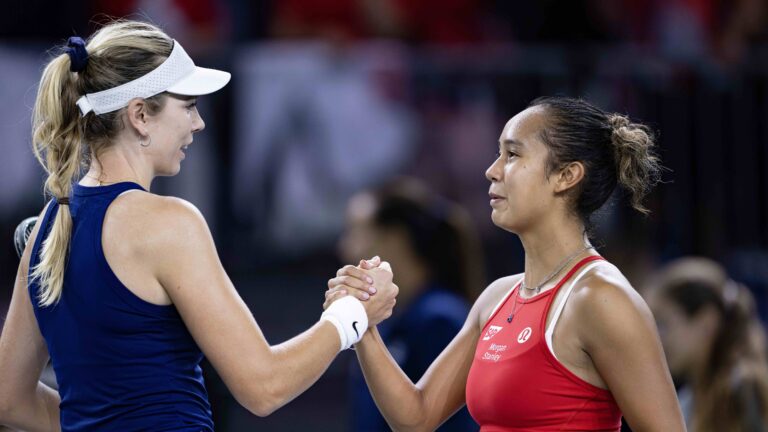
519,213,594,293
81,139,153,191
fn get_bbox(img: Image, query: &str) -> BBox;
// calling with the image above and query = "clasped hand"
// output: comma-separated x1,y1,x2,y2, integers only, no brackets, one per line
325,256,398,327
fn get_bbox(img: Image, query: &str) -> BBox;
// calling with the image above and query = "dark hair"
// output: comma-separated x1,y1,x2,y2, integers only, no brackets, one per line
528,97,662,224
370,179,484,300
654,257,768,432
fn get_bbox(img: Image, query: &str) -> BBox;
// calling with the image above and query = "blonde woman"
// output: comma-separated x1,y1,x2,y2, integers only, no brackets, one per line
0,20,396,431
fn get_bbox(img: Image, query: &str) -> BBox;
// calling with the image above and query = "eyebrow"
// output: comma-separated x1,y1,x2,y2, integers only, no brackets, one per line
499,138,524,148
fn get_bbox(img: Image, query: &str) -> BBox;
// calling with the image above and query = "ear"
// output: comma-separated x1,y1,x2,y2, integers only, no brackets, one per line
553,161,585,193
124,98,150,137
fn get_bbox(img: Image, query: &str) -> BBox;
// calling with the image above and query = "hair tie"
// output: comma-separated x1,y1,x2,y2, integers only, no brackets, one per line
65,36,89,73
58,197,70,206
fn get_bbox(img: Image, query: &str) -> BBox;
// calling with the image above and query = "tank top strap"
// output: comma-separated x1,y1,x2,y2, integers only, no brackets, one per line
72,181,145,199
545,258,608,356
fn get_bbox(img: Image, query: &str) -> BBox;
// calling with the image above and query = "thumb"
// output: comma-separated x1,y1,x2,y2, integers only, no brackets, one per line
378,261,392,272
360,255,381,269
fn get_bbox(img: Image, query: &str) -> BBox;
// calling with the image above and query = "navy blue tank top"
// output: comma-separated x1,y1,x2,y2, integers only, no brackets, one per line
28,182,213,431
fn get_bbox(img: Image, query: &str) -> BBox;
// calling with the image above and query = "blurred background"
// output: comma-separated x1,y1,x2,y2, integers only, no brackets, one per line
0,0,767,430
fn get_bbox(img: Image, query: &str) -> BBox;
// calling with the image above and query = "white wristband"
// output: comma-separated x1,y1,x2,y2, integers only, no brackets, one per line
321,296,368,351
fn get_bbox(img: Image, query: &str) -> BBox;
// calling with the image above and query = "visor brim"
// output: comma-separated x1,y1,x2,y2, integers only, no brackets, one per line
166,66,231,96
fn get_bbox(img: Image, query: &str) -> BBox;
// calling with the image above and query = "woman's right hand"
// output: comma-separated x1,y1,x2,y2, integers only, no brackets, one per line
325,258,398,327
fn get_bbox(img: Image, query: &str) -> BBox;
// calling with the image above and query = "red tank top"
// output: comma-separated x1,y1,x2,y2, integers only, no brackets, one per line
466,256,622,431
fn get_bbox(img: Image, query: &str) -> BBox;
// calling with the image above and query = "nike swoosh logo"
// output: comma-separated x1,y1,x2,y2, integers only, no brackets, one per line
352,321,360,338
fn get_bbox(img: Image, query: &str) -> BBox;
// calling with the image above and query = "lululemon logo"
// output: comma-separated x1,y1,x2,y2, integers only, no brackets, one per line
352,321,360,338
517,327,532,344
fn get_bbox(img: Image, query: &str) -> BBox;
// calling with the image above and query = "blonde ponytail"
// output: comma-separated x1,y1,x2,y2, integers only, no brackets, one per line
30,52,84,306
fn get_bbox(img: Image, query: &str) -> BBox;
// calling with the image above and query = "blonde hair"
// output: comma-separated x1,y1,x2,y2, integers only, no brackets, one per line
31,20,172,306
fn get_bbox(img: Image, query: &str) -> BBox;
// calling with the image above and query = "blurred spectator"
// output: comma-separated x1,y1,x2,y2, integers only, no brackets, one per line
339,178,483,431
645,257,768,431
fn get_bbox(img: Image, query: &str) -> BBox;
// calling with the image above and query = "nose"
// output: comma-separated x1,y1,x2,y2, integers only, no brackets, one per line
192,111,205,133
485,156,502,182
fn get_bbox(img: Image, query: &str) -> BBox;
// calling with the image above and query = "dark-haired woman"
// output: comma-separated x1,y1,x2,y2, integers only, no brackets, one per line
645,257,768,432
328,97,686,431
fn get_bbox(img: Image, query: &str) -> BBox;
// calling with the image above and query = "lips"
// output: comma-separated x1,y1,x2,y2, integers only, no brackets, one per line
489,192,505,200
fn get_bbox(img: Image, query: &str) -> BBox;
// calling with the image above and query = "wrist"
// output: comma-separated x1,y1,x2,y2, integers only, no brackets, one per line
321,296,368,351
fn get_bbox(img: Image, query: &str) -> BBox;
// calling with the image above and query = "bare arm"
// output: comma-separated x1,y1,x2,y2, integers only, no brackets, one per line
355,317,478,432
328,269,512,431
140,196,395,417
0,208,61,431
577,275,686,432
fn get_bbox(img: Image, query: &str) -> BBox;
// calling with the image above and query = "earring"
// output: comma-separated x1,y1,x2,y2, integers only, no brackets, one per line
139,135,152,147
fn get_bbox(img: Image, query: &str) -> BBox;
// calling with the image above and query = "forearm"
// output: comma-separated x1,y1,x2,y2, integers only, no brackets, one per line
1,382,60,432
248,320,341,416
355,328,428,431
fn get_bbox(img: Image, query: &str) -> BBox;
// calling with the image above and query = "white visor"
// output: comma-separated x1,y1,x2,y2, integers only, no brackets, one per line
76,40,230,116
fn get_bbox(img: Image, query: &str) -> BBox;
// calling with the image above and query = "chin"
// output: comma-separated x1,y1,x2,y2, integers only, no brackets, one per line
157,164,182,177
490,211,519,234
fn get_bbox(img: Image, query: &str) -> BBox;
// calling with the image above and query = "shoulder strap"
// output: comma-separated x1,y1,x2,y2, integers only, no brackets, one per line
545,260,610,358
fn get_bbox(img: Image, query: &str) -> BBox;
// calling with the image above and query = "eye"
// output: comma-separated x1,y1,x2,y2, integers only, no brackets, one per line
186,102,197,111
503,150,518,161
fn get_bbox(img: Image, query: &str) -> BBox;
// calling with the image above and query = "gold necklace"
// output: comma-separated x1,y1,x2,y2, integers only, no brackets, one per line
507,244,594,324
520,245,594,295
506,286,523,323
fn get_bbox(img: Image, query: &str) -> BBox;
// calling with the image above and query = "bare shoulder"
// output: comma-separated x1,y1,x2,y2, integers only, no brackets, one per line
104,192,212,257
471,273,524,331
108,191,205,224
108,191,208,234
569,264,656,350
